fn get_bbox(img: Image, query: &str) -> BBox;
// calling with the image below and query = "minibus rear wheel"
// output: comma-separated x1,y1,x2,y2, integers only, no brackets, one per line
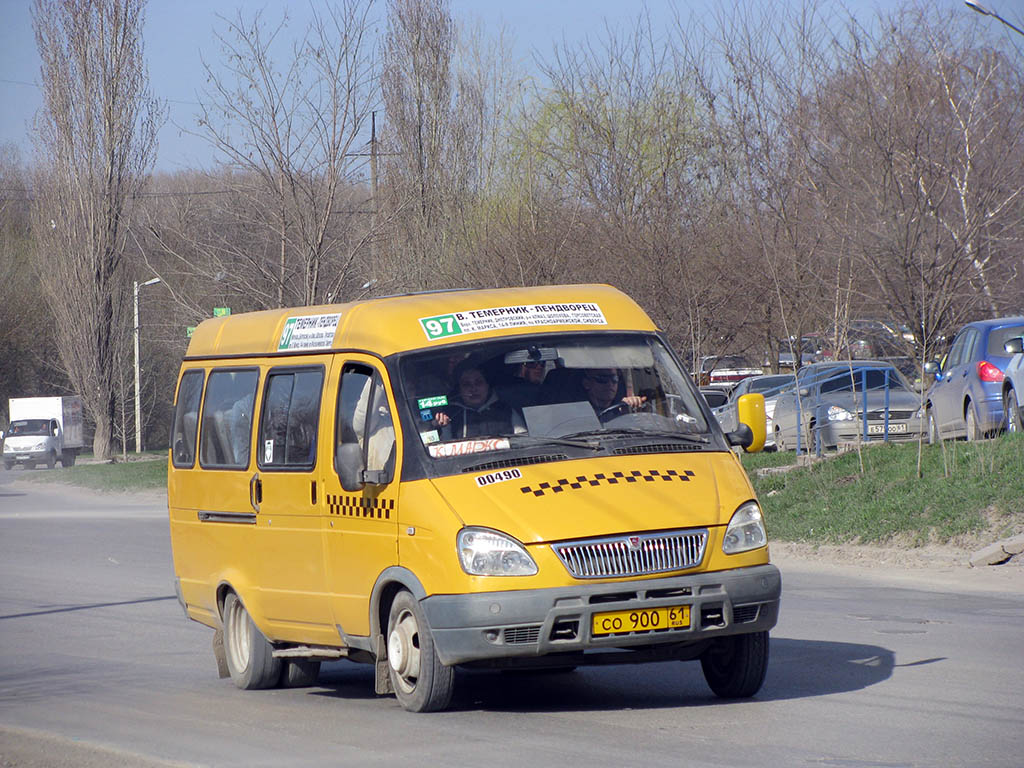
280,659,321,688
700,630,769,699
223,592,281,690
386,590,454,712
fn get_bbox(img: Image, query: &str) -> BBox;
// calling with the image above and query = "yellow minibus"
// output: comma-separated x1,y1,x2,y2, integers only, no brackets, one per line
168,284,779,712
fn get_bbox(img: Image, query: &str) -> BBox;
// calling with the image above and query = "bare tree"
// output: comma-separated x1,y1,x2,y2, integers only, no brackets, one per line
151,2,379,311
0,144,62,422
684,0,845,371
30,0,163,459
813,6,1024,364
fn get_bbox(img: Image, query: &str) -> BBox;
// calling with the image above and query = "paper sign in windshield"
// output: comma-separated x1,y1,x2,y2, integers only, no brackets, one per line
428,438,511,458
419,303,606,340
278,313,341,351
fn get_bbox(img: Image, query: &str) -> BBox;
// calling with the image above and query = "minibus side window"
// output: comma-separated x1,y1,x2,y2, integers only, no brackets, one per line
257,367,324,470
171,369,204,468
199,369,259,470
336,364,396,480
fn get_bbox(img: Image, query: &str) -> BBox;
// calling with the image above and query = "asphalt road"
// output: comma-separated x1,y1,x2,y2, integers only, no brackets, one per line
1,470,1022,767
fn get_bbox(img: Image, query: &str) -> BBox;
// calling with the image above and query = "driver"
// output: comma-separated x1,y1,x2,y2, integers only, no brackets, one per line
582,368,646,417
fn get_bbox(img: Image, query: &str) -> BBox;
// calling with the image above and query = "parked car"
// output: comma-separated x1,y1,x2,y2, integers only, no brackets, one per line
772,361,924,452
924,316,1024,442
697,355,763,390
699,386,729,409
776,336,823,370
1001,335,1024,433
714,374,795,449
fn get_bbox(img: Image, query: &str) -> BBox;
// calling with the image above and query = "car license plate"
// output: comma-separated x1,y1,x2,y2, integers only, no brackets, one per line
592,605,690,636
867,423,908,435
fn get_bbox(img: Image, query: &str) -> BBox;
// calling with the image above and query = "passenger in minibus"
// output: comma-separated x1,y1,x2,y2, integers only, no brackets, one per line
435,362,523,439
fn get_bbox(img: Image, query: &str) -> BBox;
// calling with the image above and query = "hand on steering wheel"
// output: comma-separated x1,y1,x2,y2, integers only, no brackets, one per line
597,396,649,419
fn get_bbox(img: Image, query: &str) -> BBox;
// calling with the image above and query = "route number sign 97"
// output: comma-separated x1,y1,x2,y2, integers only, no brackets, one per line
420,314,462,340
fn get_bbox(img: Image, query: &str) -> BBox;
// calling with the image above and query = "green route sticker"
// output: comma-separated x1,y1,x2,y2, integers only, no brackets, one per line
417,395,449,409
420,314,462,340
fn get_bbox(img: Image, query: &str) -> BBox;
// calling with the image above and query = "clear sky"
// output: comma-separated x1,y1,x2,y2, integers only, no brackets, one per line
0,0,1012,173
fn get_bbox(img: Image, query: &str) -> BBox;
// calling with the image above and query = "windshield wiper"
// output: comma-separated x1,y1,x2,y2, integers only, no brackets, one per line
507,434,602,450
561,428,710,445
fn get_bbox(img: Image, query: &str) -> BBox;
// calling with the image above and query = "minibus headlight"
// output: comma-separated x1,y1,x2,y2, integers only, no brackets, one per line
457,528,538,576
722,502,767,554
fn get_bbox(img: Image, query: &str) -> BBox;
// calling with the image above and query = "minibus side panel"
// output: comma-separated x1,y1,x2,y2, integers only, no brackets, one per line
321,354,401,638
252,357,337,644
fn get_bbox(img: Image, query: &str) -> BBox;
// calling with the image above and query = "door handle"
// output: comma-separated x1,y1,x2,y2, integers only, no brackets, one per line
249,473,262,513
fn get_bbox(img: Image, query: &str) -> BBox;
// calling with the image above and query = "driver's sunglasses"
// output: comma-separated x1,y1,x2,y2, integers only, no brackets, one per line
587,374,619,384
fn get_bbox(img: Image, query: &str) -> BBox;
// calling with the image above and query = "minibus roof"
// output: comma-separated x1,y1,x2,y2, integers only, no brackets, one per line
184,284,658,359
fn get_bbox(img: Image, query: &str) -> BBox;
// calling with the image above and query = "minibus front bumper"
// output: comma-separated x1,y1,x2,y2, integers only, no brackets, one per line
420,563,781,666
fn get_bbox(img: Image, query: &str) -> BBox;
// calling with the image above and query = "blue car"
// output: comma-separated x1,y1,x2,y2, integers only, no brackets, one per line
924,316,1024,442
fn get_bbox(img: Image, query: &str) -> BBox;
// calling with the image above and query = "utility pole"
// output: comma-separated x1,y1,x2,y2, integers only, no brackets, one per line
134,277,161,453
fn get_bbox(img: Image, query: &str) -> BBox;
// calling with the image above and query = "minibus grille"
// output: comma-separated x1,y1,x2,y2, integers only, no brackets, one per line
552,529,708,579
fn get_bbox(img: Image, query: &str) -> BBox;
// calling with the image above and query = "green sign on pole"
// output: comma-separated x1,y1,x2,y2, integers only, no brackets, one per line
213,307,231,317
186,326,196,338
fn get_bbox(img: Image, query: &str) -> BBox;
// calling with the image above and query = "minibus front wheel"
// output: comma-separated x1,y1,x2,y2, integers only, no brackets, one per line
700,630,769,699
386,590,454,712
223,592,282,690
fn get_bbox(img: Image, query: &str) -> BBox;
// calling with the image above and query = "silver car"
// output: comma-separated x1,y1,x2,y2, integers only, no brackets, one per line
772,362,925,452
714,374,795,449
1003,336,1024,433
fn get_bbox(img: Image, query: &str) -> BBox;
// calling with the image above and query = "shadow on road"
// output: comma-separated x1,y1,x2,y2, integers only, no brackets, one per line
0,595,177,620
308,636,903,712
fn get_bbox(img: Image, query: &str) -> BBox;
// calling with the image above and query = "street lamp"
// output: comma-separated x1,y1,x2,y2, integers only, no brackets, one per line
134,277,161,453
965,1,1024,38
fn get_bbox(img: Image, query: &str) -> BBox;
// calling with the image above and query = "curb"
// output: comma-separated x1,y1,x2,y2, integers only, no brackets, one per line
969,533,1024,567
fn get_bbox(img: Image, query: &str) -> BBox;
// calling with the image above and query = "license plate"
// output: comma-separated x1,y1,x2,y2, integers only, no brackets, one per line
592,605,690,636
867,423,908,435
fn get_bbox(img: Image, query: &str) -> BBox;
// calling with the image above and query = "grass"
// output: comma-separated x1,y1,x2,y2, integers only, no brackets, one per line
743,433,1024,545
24,453,167,492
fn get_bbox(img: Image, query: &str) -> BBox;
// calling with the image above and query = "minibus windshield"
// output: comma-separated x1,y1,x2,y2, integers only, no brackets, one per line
398,333,710,458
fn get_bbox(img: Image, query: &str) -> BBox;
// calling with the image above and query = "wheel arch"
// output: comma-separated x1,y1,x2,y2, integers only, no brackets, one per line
370,567,428,640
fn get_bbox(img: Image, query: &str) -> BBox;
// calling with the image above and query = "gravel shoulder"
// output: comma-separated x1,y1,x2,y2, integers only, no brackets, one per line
770,540,1024,594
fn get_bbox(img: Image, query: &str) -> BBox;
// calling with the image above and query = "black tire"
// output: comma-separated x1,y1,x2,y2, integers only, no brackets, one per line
279,659,321,688
700,631,769,699
61,450,76,467
1005,389,1023,434
46,451,56,470
927,408,940,445
965,401,982,441
222,592,281,690
3,461,13,471
386,590,454,712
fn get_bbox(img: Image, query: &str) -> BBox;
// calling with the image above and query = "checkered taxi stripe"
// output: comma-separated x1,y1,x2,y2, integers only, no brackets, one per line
520,469,695,497
326,494,394,520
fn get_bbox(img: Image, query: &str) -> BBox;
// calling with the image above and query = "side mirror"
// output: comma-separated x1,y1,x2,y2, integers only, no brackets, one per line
336,442,365,492
728,393,766,453
799,387,810,397
1005,337,1023,355
923,360,940,375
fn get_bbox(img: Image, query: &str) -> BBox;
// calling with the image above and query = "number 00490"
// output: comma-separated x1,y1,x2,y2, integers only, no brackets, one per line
591,605,690,636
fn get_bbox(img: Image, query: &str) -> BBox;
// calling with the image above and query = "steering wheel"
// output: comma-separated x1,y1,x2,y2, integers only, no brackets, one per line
597,400,653,420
